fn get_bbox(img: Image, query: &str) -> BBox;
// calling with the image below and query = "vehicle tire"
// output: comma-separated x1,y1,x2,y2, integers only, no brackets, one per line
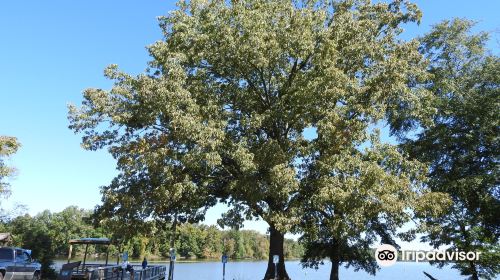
32,271,40,280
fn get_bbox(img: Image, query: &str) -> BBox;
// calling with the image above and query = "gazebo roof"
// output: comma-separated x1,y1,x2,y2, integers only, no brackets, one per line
68,238,111,245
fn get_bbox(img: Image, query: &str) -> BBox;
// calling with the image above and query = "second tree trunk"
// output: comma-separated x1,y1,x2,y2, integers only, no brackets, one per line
263,225,290,280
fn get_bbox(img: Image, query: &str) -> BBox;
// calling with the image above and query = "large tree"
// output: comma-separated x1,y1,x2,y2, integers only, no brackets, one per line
404,19,500,280
300,133,449,280
69,0,441,278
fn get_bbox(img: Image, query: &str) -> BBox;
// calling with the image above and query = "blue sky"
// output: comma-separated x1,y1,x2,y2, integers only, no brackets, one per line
1,0,499,243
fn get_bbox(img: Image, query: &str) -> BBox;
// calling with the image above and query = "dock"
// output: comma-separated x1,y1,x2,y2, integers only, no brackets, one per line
58,238,166,280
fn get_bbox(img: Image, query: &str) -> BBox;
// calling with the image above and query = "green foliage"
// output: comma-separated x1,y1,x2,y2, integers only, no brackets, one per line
0,136,20,197
4,207,103,279
67,1,447,279
202,225,223,259
1,207,302,270
284,239,304,260
49,206,100,255
299,132,450,277
404,19,500,280
10,212,58,279
177,223,203,258
169,225,300,260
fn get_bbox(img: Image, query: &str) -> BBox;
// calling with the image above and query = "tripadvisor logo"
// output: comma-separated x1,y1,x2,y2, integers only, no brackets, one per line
375,244,398,267
375,244,482,267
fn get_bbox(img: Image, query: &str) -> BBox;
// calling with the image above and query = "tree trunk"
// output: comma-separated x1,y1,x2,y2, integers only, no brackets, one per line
461,225,479,280
263,225,290,280
330,259,339,280
469,261,479,280
329,239,341,280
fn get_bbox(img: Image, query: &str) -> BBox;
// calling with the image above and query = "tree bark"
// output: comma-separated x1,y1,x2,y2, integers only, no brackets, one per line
330,258,339,280
469,261,479,280
328,239,341,280
263,225,290,280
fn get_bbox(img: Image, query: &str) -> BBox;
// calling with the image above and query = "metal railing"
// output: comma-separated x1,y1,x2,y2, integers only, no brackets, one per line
72,265,166,280
131,265,166,280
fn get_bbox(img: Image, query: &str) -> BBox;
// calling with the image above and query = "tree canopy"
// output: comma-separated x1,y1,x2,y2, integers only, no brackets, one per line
299,132,449,280
404,19,500,280
69,1,457,279
0,136,20,198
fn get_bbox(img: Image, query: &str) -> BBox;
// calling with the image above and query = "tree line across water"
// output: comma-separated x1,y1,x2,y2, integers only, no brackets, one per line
0,206,303,278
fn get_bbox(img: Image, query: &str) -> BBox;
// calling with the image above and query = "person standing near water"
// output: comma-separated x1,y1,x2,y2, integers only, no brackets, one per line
142,257,148,269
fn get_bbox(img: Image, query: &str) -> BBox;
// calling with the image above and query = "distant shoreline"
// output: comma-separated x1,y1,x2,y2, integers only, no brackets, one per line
54,257,302,264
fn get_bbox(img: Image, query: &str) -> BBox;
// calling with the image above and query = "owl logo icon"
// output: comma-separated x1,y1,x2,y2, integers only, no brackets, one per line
375,244,398,267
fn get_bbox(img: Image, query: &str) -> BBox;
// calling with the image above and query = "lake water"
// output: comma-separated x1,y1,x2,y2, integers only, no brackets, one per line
54,259,499,280
165,261,472,280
